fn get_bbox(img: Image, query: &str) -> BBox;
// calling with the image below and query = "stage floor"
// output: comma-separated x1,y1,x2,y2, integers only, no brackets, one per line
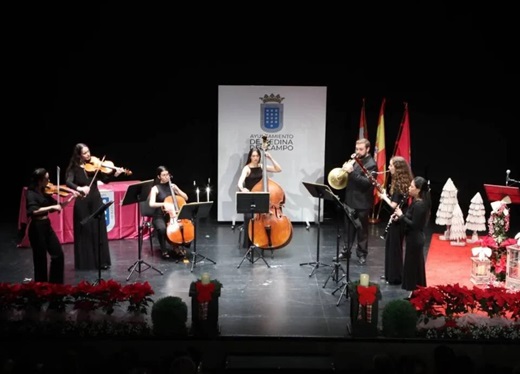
0,218,432,338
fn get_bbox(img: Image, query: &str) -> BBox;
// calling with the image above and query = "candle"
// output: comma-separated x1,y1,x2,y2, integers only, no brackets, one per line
360,273,369,287
196,188,200,203
206,186,210,202
201,272,210,285
476,264,486,276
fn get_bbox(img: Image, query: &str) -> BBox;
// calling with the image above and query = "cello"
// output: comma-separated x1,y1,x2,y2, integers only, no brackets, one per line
248,135,293,250
164,182,195,247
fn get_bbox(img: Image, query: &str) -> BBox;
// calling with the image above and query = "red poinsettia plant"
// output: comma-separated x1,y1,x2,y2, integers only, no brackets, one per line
121,281,154,314
410,283,520,321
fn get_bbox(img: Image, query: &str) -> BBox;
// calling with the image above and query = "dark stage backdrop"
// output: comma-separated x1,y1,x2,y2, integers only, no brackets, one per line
5,4,519,234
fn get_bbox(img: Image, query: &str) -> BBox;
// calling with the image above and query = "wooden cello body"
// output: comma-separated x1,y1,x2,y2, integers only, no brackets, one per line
248,178,293,249
247,135,293,250
165,188,195,246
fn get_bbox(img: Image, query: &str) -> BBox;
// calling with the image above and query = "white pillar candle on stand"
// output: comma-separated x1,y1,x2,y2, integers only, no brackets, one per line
206,187,210,202
360,273,369,287
196,188,200,203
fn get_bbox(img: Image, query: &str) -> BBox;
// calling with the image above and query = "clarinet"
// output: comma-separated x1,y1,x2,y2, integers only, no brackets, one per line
380,193,408,240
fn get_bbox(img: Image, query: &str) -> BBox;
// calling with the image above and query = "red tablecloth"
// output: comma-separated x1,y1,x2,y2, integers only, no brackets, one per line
18,180,142,247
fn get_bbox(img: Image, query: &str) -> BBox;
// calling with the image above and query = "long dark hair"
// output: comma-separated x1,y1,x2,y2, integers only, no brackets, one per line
414,176,431,223
154,165,169,185
66,143,88,174
244,147,261,166
28,168,47,192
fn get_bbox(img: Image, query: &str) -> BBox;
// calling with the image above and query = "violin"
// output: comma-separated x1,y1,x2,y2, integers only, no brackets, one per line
84,156,133,176
45,183,77,197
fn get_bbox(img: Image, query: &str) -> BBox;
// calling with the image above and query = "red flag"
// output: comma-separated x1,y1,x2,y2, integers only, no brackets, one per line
393,102,411,165
358,98,368,140
373,98,386,206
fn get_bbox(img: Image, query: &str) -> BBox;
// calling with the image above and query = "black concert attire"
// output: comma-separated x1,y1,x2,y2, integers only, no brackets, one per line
65,167,112,270
342,155,377,261
383,191,408,285
242,166,263,249
399,199,428,291
26,189,64,283
152,182,172,255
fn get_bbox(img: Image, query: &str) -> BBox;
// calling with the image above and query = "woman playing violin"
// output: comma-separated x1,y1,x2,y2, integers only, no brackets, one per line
237,147,282,249
148,165,189,259
26,168,80,283
65,143,125,271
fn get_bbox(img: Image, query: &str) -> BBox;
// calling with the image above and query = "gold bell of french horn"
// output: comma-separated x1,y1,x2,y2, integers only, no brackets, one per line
327,167,348,190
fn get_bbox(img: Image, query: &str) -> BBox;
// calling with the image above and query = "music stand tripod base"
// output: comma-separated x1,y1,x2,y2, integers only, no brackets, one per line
235,192,271,269
237,244,271,268
300,182,335,277
176,202,216,272
121,180,164,281
332,276,350,306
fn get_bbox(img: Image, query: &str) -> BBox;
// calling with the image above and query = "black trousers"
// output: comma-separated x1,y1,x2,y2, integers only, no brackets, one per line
343,208,370,258
28,219,64,284
152,215,168,253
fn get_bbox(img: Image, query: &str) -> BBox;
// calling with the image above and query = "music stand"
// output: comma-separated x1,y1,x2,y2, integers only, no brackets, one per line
484,184,520,204
81,200,114,285
121,179,163,281
324,190,362,305
300,182,333,277
236,192,271,268
176,201,215,272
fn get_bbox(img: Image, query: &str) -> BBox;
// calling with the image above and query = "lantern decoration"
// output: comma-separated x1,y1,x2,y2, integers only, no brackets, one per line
470,246,492,285
506,244,520,291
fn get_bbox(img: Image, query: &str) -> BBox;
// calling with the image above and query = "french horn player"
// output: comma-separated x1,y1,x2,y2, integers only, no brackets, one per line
331,138,377,266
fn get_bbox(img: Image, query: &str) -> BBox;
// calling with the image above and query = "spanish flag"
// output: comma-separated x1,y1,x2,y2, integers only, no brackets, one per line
358,98,368,140
373,97,386,206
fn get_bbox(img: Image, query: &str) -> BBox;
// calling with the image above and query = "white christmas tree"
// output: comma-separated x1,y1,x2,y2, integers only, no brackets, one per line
465,192,487,243
435,178,458,240
449,203,466,246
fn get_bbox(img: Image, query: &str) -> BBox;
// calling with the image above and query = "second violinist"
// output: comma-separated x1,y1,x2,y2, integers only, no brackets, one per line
65,143,125,271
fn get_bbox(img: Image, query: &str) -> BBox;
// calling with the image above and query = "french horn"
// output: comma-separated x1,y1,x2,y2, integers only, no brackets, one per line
327,167,348,190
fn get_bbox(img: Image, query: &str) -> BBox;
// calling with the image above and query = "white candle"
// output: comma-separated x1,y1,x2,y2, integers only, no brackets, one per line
196,188,200,203
201,272,210,285
360,273,369,287
206,186,210,202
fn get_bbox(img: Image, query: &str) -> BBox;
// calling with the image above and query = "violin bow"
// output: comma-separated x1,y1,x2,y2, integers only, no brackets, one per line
88,155,106,189
56,166,60,200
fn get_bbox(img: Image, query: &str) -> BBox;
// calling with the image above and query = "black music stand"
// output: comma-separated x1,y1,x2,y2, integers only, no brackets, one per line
484,184,520,204
324,190,362,305
121,180,163,281
300,182,333,277
176,201,215,272
236,192,271,268
81,200,114,285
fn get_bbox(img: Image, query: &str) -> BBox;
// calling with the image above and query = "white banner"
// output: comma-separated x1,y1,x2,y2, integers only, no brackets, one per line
217,85,327,223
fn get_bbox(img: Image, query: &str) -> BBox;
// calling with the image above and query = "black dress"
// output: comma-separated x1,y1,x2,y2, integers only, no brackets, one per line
242,166,263,248
400,199,428,291
66,166,112,270
383,191,407,284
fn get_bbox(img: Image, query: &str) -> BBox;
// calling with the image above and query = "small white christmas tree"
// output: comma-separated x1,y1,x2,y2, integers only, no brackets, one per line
449,203,466,246
435,177,458,240
465,192,486,243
